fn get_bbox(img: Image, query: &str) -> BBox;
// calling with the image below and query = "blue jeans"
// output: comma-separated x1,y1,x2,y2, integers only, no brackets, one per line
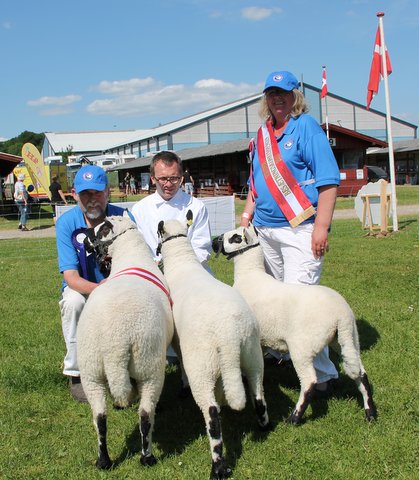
16,202,28,226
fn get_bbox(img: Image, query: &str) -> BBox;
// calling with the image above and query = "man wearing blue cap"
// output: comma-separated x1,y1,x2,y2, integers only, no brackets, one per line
240,70,340,396
56,165,130,402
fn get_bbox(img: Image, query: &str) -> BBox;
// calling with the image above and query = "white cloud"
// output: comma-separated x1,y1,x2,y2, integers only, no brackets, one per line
0,136,9,142
241,6,282,21
86,76,261,118
27,95,81,107
95,77,155,95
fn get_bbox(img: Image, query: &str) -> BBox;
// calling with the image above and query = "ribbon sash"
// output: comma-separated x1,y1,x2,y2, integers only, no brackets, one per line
110,267,173,306
256,122,316,227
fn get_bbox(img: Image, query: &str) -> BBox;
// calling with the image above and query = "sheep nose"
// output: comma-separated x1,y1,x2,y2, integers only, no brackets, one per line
212,236,223,256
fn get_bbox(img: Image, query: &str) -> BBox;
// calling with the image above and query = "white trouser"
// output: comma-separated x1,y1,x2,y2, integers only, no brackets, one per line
59,286,87,377
256,224,338,384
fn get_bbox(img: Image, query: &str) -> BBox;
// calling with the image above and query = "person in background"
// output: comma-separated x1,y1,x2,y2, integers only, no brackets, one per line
124,171,131,195
130,174,137,195
240,70,340,397
14,173,29,231
56,165,132,402
49,175,68,224
183,169,195,195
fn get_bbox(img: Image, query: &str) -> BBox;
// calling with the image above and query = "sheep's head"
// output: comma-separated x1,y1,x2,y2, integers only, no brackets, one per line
84,215,137,277
156,210,193,256
212,224,259,260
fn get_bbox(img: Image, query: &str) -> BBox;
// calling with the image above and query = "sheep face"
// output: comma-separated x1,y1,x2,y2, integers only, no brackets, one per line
213,224,259,259
156,209,193,256
84,215,138,277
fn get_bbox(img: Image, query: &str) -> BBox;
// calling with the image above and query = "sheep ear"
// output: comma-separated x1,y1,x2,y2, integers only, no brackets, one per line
186,209,193,227
157,220,165,237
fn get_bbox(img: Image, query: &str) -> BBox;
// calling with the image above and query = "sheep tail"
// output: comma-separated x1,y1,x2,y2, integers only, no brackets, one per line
337,311,365,380
219,349,246,411
106,360,137,408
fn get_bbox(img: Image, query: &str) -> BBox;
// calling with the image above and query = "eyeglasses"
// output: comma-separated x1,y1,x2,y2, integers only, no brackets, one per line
154,176,181,184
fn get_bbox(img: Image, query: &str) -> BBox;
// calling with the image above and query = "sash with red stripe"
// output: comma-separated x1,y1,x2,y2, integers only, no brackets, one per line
253,121,316,227
110,267,173,307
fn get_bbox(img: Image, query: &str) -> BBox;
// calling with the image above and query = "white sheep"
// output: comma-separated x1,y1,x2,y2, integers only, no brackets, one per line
213,224,377,425
157,212,270,480
77,215,174,469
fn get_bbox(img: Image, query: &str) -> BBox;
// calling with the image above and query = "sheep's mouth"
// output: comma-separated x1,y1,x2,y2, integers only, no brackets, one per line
98,254,112,277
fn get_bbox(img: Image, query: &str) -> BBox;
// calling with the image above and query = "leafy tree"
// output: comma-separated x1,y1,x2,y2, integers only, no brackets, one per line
0,131,44,156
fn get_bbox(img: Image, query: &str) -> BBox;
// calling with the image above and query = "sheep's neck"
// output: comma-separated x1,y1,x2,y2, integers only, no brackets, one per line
233,247,266,282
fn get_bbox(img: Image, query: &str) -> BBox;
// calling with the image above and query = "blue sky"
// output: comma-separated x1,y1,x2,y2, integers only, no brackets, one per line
1,0,418,141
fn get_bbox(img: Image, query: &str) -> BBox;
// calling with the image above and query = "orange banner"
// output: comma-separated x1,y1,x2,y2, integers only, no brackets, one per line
21,143,51,199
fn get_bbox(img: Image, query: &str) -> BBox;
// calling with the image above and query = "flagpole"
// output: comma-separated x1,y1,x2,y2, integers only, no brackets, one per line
377,11,398,232
321,66,329,139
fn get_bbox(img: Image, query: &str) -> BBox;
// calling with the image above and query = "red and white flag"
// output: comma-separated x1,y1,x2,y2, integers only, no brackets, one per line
366,26,392,109
320,66,328,98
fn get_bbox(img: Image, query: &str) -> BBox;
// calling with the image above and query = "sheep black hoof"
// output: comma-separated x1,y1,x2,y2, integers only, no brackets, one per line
285,412,301,426
365,408,377,422
140,454,157,467
96,457,113,470
210,459,232,479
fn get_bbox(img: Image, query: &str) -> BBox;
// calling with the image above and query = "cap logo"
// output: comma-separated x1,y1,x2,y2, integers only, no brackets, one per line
273,74,283,82
83,172,94,181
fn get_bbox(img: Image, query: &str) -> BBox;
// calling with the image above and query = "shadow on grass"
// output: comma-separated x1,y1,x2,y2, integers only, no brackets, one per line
356,317,380,351
112,363,287,472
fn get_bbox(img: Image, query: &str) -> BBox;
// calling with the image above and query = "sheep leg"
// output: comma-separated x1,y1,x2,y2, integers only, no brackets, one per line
94,413,112,469
356,372,377,421
137,381,160,467
85,380,112,469
206,405,232,480
242,361,270,429
139,409,157,466
286,356,316,425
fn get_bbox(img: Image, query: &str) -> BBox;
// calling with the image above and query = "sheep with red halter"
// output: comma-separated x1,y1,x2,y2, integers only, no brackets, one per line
77,215,174,469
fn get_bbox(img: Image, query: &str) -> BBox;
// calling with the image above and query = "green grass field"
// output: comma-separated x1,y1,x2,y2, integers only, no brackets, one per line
0,212,417,479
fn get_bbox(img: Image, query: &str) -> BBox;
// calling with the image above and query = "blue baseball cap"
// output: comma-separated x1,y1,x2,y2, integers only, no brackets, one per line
263,71,300,93
74,165,108,194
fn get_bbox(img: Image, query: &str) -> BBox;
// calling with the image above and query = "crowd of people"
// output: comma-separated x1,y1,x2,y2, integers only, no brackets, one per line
53,68,340,403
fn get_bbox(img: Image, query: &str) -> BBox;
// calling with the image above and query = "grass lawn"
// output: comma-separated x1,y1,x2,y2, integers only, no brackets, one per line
0,214,417,479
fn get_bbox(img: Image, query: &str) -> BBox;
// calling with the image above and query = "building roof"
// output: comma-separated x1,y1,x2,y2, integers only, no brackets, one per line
367,139,419,155
108,138,252,172
0,152,22,177
324,123,388,148
44,129,150,154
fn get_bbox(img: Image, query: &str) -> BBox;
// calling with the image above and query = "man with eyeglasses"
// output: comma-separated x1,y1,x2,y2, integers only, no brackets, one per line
131,151,212,271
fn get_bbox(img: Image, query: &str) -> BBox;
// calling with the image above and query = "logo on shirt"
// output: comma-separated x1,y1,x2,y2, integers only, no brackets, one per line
284,140,294,150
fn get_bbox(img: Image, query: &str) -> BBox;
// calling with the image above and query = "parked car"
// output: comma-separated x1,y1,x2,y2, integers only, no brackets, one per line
365,165,388,182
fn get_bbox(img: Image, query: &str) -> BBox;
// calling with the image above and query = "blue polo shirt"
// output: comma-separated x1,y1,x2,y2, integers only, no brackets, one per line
251,114,340,227
56,204,130,289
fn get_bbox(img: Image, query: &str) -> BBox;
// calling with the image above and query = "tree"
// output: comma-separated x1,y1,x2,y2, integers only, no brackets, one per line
0,131,44,156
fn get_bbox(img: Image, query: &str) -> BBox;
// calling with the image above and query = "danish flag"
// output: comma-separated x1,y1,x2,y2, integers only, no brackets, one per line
320,66,328,99
366,26,392,109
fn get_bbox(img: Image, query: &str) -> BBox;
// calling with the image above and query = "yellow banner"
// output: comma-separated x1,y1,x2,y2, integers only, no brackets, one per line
21,143,51,200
